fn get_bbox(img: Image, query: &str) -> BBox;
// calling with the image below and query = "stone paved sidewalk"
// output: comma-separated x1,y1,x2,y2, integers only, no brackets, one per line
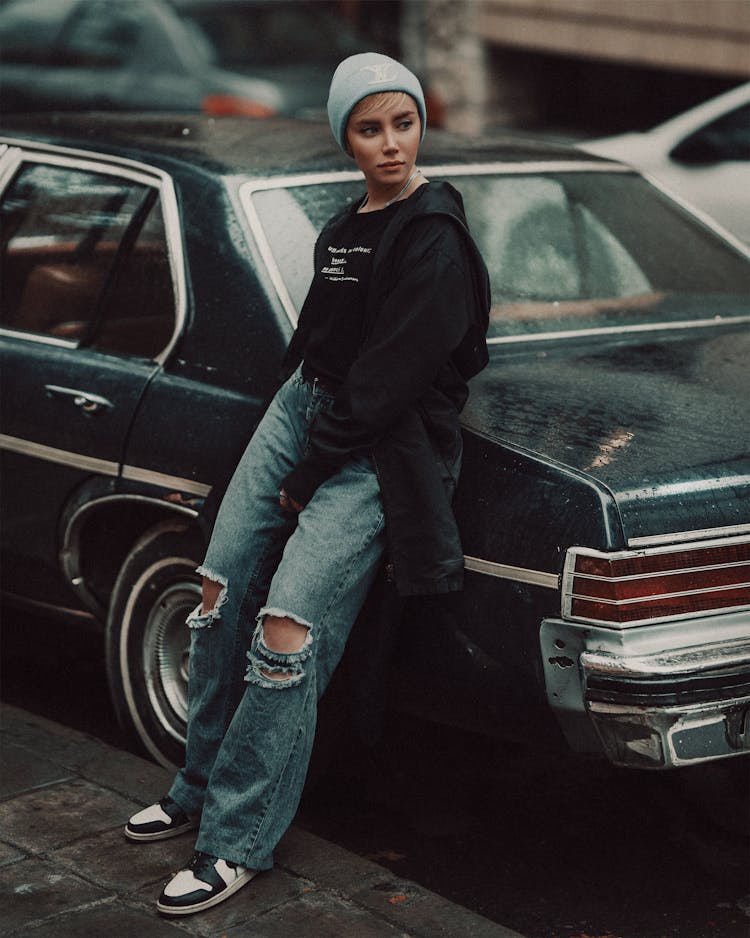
0,704,524,937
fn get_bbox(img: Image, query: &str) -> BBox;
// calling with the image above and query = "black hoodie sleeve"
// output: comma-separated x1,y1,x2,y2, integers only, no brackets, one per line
281,217,473,507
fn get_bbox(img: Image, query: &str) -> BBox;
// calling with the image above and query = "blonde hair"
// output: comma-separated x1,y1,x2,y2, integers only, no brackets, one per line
349,91,413,121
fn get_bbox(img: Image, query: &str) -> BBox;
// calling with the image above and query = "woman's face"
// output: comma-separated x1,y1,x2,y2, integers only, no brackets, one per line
345,93,421,197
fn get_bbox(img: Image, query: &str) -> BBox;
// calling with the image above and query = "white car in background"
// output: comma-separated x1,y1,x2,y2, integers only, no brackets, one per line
579,82,750,244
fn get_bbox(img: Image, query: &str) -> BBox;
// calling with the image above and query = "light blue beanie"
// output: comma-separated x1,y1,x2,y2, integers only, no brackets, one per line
327,52,427,153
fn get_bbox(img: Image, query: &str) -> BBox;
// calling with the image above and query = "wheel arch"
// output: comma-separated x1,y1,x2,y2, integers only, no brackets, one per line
60,492,206,619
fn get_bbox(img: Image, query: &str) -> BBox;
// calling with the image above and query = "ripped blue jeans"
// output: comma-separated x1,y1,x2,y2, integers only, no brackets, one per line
167,367,385,871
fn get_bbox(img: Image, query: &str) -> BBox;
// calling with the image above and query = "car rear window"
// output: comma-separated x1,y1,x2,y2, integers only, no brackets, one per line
245,170,750,340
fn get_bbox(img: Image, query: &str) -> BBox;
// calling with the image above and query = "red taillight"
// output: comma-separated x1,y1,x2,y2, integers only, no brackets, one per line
563,537,750,626
201,95,275,118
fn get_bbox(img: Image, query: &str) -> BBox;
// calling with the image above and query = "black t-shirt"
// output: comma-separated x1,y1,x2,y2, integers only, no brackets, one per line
302,199,402,384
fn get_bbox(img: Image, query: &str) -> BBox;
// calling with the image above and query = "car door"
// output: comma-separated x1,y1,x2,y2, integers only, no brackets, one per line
0,145,181,607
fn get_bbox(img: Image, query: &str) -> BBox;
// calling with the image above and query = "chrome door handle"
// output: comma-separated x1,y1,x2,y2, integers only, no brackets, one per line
44,384,113,415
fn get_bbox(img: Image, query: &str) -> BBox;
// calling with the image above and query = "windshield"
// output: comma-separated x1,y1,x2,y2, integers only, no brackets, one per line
245,170,750,339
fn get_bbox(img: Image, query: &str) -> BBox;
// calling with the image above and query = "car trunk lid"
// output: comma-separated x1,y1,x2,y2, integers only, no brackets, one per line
461,322,750,546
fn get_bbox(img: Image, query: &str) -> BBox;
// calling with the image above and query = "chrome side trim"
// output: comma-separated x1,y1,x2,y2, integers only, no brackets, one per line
1,590,97,624
0,433,211,496
9,148,164,187
242,169,362,191
0,328,77,348
0,134,171,181
485,315,750,346
240,162,626,194
628,522,750,548
0,140,187,367
420,161,632,177
121,465,211,497
0,433,119,477
463,555,558,589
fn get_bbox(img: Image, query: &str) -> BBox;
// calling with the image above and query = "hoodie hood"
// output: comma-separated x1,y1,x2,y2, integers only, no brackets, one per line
374,180,491,379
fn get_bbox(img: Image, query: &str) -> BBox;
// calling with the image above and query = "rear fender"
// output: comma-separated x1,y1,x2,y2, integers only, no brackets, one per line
59,482,204,618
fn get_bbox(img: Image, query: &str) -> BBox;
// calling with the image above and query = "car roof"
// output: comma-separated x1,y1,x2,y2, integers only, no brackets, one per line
0,113,614,177
644,80,750,142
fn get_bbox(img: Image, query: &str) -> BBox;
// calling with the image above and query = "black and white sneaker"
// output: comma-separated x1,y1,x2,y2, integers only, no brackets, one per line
157,851,256,915
125,796,199,842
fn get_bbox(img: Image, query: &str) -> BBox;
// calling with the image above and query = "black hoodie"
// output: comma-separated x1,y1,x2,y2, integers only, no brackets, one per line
280,180,491,595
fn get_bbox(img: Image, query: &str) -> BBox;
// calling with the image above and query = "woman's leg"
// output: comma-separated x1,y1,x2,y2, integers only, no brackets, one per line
193,455,386,870
167,372,313,815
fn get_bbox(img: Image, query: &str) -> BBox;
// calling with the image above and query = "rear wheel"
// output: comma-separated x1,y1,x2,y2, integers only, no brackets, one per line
105,522,203,768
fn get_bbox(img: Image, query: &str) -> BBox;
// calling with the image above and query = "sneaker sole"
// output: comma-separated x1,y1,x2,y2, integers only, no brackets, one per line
124,818,199,842
157,868,257,915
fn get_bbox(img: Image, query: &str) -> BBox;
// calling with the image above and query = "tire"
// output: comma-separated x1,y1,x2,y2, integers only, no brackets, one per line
106,522,203,768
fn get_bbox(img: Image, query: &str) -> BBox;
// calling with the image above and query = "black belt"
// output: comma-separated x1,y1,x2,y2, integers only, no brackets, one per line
301,363,340,394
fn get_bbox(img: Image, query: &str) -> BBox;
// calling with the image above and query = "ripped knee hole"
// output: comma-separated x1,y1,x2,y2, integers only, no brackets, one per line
188,567,228,628
245,613,313,688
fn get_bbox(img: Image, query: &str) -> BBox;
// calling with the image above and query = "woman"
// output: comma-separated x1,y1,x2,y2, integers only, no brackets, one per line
125,52,490,917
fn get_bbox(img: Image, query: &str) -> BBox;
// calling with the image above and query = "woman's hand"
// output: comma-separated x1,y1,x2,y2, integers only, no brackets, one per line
279,489,304,514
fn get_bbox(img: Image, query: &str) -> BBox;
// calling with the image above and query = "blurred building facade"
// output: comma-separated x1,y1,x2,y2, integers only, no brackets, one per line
343,0,750,134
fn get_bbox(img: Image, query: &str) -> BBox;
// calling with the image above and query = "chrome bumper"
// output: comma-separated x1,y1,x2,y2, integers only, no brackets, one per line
540,614,750,769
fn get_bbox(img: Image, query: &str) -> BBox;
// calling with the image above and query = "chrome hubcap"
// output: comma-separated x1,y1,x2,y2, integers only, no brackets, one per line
142,578,200,745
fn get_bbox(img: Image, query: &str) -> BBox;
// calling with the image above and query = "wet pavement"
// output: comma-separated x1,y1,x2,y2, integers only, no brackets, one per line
2,611,749,937
0,703,524,937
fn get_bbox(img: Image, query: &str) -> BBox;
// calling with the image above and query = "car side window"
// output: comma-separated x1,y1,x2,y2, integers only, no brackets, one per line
0,161,175,359
92,195,176,359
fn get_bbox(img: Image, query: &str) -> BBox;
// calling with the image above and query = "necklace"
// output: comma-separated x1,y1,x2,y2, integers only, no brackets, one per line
359,169,422,212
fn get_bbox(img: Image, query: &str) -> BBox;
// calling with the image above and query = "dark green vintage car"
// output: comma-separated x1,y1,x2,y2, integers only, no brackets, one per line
1,114,749,773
